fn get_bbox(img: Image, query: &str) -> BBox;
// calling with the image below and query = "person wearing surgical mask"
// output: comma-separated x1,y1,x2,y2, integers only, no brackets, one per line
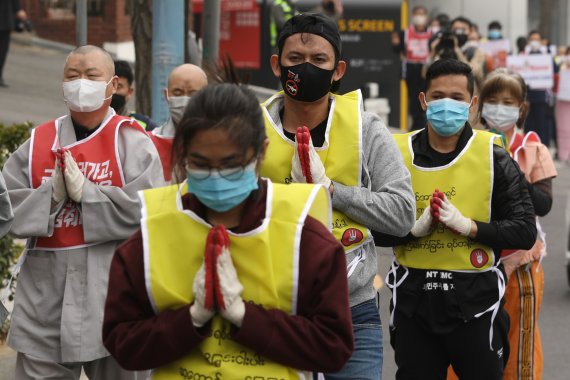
103,83,354,378
524,30,556,147
1,45,164,379
476,69,556,380
111,60,158,131
428,17,486,94
453,17,486,91
526,30,548,55
374,59,536,380
151,63,208,182
262,13,416,380
391,5,432,130
487,21,503,41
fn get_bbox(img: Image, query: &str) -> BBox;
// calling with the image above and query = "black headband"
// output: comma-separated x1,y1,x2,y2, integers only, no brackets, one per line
277,13,342,59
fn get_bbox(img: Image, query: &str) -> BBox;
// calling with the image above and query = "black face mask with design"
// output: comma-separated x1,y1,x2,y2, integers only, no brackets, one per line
280,62,335,102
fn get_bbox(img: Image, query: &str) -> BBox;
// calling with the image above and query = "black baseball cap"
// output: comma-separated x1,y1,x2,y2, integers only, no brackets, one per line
277,13,342,60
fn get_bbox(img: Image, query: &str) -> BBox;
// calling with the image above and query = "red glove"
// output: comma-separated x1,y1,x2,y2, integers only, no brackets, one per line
296,126,313,183
203,224,233,311
430,189,444,221
55,147,68,171
212,225,230,310
203,228,217,310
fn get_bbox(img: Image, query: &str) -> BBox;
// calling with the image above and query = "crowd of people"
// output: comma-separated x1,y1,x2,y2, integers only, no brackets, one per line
394,6,570,164
0,3,563,380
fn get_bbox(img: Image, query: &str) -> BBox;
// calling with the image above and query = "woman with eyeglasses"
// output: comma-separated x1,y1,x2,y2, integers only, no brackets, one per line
102,83,354,379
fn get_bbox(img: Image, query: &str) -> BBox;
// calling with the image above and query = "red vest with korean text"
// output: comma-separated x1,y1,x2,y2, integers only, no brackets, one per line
150,134,173,182
29,115,143,250
405,25,432,63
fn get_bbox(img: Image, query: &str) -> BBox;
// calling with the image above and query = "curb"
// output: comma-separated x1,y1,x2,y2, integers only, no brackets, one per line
10,33,75,53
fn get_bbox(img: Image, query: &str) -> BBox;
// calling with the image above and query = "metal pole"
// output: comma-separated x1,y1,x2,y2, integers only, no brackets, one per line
151,0,185,124
76,0,88,46
203,0,221,64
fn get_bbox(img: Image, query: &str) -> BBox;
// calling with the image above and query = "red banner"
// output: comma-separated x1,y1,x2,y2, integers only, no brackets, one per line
193,0,260,69
192,0,257,13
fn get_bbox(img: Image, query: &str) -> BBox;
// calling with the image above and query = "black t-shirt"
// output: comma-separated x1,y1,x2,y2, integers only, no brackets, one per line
280,108,328,147
375,126,537,332
72,119,101,141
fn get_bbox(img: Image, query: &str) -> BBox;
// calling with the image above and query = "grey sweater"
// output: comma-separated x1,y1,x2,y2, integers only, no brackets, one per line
0,172,13,237
265,97,415,307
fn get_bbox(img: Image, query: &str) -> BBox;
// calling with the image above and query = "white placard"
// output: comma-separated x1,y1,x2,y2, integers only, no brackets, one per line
557,70,570,101
507,55,554,90
479,39,511,55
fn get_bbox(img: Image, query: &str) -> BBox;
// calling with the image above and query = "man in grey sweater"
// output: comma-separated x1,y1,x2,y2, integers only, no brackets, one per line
260,12,415,380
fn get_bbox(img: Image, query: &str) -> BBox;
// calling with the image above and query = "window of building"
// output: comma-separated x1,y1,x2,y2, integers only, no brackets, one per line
42,0,105,20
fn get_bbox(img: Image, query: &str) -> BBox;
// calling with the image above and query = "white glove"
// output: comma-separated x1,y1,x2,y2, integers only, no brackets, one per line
52,160,66,203
63,151,84,203
189,262,216,327
438,195,472,236
217,244,245,327
410,206,435,238
291,127,331,188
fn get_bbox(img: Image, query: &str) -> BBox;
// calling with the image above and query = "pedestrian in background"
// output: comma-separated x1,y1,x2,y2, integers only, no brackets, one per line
270,0,297,53
111,60,158,131
556,47,570,162
0,0,27,87
2,45,163,379
524,30,553,148
261,13,416,379
150,63,208,182
392,5,432,131
311,0,343,20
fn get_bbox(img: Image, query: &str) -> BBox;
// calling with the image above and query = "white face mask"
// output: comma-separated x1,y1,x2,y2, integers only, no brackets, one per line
412,15,427,27
167,95,192,125
529,40,542,51
63,78,113,112
482,103,520,131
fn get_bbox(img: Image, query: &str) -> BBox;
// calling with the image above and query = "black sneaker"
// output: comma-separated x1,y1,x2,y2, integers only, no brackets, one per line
0,79,8,88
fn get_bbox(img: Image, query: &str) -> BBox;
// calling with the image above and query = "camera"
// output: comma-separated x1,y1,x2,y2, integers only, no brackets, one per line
436,31,458,60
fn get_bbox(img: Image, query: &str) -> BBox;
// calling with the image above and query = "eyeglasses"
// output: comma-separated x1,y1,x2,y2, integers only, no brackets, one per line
186,158,257,181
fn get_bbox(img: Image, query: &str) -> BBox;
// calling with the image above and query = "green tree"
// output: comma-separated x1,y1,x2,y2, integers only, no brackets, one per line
0,122,32,342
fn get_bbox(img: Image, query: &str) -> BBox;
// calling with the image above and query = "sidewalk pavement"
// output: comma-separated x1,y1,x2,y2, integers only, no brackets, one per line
0,344,16,379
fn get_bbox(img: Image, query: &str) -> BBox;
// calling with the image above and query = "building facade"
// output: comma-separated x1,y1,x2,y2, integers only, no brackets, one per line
22,0,132,47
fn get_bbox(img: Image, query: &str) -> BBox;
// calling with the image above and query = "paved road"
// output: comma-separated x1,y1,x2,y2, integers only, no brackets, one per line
1,39,570,379
0,41,68,127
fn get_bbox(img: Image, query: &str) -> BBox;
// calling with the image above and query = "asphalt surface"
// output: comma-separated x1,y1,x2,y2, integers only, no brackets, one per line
1,39,570,379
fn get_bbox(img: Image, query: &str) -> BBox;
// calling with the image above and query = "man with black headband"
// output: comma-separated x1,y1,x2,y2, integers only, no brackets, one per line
260,12,416,380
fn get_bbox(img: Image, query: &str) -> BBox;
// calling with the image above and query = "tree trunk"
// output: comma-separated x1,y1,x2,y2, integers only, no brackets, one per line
126,0,153,116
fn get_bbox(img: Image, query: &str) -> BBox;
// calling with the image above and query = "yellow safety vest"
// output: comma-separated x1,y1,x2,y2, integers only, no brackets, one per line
260,90,371,253
393,129,501,271
139,180,331,379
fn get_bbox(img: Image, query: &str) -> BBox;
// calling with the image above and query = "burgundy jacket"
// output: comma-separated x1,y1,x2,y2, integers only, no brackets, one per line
103,180,354,372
